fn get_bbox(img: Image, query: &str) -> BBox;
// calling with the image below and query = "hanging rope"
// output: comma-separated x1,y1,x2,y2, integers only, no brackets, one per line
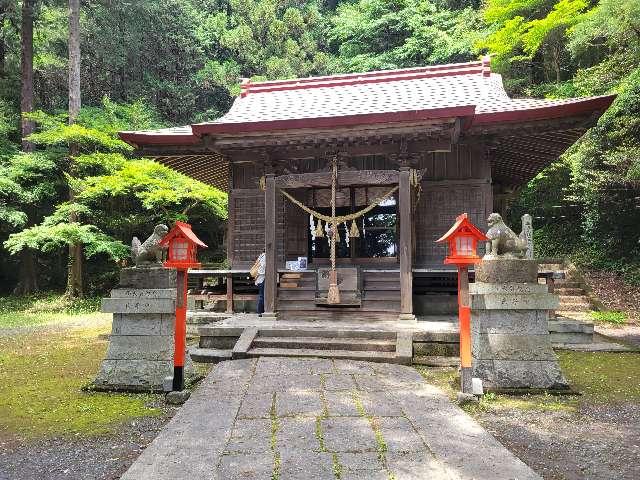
330,156,337,271
277,185,399,224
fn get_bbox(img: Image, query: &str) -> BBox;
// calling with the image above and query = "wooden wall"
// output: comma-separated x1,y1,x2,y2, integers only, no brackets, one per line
415,144,492,266
227,143,492,268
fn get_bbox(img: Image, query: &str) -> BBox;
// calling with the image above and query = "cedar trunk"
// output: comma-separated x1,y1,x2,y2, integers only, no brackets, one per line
66,0,83,298
20,0,35,152
15,0,38,294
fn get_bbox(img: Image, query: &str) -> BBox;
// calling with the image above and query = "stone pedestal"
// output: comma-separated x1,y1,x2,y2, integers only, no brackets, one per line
94,267,194,392
470,259,569,391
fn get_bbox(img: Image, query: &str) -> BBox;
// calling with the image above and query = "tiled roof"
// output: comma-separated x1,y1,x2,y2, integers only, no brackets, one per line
120,57,615,145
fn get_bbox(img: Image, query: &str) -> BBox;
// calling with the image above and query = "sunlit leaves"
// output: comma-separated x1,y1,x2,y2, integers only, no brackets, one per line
4,222,129,260
478,0,588,68
76,159,228,220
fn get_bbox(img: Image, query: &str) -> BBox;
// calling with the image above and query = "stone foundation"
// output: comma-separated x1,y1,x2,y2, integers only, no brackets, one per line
470,259,569,391
94,267,193,392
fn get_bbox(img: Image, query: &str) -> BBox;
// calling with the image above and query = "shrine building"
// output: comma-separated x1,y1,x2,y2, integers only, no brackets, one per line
119,57,614,321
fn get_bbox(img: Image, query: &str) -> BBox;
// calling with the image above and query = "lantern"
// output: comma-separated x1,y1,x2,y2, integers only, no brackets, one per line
160,221,207,270
159,222,207,391
435,213,487,394
436,213,487,265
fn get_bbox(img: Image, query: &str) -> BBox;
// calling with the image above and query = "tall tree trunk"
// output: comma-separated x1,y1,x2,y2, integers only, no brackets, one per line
21,0,35,152
66,0,83,298
14,0,39,295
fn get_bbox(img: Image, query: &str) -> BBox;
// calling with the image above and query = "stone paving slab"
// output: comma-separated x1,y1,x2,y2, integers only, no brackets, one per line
120,357,542,480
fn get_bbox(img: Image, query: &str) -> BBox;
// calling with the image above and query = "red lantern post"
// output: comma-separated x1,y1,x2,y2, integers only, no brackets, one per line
159,221,207,391
436,213,487,393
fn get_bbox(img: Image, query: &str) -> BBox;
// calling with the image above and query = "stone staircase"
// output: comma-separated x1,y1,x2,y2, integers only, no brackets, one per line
556,278,593,312
191,326,413,365
543,262,595,345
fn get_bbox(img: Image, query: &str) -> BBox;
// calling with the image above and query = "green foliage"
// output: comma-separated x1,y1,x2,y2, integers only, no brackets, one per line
589,310,627,325
77,158,228,221
478,0,589,83
4,222,129,260
195,0,330,102
25,111,133,153
329,0,481,71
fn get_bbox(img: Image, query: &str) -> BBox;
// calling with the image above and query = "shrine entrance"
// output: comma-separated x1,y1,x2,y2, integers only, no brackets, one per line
308,189,398,264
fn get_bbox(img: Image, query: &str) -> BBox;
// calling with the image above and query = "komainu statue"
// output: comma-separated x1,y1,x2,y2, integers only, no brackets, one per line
131,224,169,266
483,213,529,259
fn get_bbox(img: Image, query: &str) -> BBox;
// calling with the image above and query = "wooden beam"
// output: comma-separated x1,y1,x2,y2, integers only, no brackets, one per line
276,170,404,188
264,174,277,314
226,137,452,163
398,167,414,319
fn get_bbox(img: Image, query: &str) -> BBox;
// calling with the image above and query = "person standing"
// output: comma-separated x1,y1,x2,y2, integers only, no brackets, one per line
252,251,266,316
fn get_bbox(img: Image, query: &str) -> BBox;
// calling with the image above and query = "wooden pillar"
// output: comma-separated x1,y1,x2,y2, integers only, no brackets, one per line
399,167,414,320
264,174,277,315
226,273,233,314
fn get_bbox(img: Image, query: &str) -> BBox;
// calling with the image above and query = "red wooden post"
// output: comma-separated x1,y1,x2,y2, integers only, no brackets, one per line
458,265,472,393
174,268,188,390
159,222,207,391
435,213,487,394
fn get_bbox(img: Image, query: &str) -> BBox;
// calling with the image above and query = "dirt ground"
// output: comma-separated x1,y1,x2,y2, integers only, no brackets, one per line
0,413,174,480
476,402,640,480
584,271,640,323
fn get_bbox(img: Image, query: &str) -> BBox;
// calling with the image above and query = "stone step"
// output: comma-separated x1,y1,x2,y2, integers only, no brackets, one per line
412,342,460,357
557,302,591,311
555,310,592,321
412,356,460,367
549,319,595,333
548,318,594,344
555,287,584,295
558,295,591,304
189,347,233,363
554,281,582,288
252,336,396,352
246,347,401,363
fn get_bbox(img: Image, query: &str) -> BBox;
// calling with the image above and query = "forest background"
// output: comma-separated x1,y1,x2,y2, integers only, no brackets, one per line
0,0,638,297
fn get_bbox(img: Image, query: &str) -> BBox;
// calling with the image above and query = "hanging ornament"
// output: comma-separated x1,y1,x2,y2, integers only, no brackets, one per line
314,218,324,238
349,220,360,238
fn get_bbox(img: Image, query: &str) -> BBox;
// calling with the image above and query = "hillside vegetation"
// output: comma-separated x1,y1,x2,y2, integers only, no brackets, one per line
0,0,638,294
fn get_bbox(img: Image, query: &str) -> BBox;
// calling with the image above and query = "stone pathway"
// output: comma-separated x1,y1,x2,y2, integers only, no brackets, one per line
121,358,540,480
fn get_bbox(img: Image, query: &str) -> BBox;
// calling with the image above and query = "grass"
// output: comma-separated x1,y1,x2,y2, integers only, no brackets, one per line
589,310,627,325
557,351,640,403
0,293,107,329
0,294,163,439
416,351,640,414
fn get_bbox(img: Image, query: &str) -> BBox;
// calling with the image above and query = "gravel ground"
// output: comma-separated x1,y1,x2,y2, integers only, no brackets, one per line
476,402,640,480
0,410,176,480
595,324,640,348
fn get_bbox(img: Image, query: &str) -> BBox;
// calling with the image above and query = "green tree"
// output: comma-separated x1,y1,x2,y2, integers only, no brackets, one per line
328,0,481,72
477,0,590,92
194,0,330,118
4,100,228,293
